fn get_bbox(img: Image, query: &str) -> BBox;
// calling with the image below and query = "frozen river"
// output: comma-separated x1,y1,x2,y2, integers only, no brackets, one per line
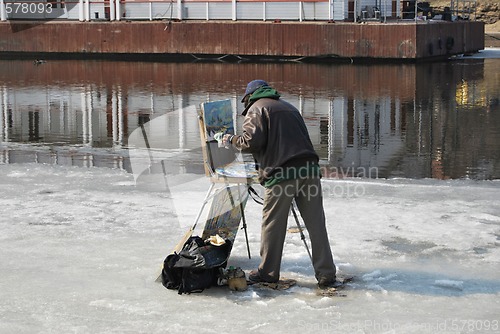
1,50,499,333
1,164,499,333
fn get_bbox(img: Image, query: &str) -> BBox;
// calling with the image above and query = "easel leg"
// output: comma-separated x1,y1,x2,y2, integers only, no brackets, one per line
239,186,251,259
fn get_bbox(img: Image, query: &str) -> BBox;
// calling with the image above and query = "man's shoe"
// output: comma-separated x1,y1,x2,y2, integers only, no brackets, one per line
318,277,341,289
248,270,278,283
248,270,264,283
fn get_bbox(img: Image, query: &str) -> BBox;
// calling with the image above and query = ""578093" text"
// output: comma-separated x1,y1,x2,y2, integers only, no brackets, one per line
5,2,53,14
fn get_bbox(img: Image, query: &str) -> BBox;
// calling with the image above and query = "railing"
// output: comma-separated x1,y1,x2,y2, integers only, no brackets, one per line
450,0,476,20
0,0,474,23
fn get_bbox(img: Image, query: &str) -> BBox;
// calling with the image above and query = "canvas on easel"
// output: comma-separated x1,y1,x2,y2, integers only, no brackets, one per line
199,99,258,182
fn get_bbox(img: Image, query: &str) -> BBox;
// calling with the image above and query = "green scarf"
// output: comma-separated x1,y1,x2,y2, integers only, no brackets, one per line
249,86,281,103
242,86,281,115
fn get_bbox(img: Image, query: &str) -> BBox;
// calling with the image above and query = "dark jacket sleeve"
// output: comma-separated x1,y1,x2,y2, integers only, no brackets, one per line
231,108,267,153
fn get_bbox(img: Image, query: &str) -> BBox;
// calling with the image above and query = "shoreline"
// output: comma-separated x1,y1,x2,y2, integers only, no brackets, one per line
485,32,500,48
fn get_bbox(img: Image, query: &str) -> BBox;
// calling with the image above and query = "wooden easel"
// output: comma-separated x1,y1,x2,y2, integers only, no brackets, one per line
193,99,258,259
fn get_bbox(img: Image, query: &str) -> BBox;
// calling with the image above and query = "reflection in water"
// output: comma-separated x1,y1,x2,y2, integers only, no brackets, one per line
0,59,499,179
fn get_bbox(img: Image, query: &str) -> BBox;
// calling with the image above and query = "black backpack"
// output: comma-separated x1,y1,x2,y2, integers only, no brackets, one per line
161,236,231,294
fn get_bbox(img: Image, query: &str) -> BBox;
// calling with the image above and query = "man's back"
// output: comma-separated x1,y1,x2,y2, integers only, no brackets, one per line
243,97,319,183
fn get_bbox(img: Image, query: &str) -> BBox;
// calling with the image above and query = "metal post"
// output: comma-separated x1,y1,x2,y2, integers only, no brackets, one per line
262,2,266,21
86,0,91,21
110,0,115,20
384,0,387,22
177,0,182,20
79,0,84,21
414,0,418,22
115,0,120,21
354,0,357,22
328,0,333,21
149,2,152,20
0,0,6,21
232,0,236,21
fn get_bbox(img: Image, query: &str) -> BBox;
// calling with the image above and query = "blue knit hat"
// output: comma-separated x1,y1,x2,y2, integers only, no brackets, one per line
241,80,269,102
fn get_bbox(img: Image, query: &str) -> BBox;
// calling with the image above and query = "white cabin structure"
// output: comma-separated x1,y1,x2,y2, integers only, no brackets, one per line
1,0,438,23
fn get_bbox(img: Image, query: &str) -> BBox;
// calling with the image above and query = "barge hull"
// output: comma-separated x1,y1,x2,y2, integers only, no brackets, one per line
0,21,485,61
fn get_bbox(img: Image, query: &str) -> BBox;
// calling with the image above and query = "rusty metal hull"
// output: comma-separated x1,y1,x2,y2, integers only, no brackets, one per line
0,20,484,61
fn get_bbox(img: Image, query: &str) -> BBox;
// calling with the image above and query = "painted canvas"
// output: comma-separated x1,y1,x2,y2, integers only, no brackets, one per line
201,99,235,140
199,99,257,180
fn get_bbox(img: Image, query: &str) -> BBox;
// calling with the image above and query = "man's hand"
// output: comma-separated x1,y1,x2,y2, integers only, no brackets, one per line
214,132,233,149
222,134,234,147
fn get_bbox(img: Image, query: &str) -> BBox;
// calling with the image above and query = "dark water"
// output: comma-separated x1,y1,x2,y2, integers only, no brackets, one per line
0,56,499,180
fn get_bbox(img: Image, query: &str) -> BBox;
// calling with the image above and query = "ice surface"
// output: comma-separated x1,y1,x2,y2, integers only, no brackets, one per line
1,163,499,333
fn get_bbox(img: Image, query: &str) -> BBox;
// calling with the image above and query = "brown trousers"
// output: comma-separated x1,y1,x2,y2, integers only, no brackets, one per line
258,177,336,282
